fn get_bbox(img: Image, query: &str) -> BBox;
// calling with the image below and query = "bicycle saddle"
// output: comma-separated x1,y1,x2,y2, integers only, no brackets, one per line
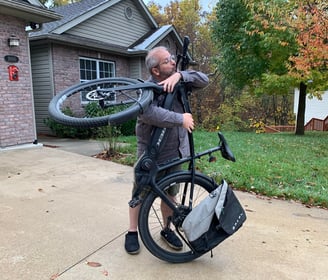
218,132,236,162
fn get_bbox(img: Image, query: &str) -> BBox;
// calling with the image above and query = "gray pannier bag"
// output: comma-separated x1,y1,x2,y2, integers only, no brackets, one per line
182,180,246,253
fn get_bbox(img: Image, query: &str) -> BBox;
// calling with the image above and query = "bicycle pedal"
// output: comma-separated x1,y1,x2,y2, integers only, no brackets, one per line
128,198,142,208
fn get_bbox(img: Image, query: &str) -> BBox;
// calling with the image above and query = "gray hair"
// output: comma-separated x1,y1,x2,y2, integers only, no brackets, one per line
145,46,169,74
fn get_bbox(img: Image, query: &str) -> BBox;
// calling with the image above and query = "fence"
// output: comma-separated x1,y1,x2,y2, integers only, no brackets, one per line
265,116,328,133
264,125,295,133
305,116,328,131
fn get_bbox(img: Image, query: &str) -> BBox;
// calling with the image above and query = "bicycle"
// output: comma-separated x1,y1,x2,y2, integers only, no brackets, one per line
48,37,244,263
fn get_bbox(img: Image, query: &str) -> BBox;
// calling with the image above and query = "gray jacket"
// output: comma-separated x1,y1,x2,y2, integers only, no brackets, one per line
136,70,209,164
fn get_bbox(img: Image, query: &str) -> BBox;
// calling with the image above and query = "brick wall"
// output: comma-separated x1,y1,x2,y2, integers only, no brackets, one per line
49,39,183,96
51,45,132,96
0,15,36,148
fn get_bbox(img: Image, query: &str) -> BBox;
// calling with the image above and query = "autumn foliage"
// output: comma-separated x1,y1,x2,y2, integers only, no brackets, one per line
289,2,328,78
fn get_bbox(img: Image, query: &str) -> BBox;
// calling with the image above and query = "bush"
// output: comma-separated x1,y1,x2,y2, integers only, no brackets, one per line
201,103,250,132
119,119,136,136
84,102,136,136
44,117,93,139
45,103,136,139
44,107,93,139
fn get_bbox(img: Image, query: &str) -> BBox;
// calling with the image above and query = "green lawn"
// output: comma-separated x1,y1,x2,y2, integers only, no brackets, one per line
114,130,328,208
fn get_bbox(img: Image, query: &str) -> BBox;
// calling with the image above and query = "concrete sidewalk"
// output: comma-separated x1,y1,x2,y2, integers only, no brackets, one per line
38,135,108,157
0,141,327,280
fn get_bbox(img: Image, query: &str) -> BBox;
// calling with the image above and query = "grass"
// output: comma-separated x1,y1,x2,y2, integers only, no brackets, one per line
112,131,328,209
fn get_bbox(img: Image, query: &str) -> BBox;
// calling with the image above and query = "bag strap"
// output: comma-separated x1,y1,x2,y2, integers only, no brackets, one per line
215,180,228,219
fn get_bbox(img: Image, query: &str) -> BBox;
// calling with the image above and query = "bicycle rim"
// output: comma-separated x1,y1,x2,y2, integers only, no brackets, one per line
48,77,153,128
138,172,216,263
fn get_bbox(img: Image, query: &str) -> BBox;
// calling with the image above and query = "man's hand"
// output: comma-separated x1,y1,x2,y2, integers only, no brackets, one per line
183,113,194,133
159,72,182,92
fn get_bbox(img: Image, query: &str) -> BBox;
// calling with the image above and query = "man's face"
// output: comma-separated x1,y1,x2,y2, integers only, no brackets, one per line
155,50,177,80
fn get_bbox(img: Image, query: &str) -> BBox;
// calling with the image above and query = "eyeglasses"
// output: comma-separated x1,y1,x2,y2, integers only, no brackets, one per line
158,55,176,66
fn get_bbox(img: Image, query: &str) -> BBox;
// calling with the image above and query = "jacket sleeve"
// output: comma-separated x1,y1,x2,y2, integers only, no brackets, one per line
139,103,184,128
179,70,209,89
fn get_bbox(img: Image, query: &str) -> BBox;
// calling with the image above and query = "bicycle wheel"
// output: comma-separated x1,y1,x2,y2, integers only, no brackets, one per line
138,171,216,263
48,77,154,128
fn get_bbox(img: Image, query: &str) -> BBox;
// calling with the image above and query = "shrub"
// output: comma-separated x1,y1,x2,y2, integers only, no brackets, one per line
45,103,136,139
44,107,92,139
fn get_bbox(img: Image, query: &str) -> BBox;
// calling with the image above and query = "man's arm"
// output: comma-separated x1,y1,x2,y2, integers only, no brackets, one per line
158,70,209,92
179,70,209,88
139,103,183,127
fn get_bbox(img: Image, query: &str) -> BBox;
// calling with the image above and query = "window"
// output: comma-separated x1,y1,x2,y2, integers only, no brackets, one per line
79,57,115,103
80,57,115,82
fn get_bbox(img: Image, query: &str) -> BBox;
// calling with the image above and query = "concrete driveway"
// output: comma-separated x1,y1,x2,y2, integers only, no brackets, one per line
0,139,327,280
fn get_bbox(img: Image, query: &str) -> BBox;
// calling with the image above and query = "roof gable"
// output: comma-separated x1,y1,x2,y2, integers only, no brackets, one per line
37,0,157,35
64,0,154,47
29,0,184,54
130,25,183,51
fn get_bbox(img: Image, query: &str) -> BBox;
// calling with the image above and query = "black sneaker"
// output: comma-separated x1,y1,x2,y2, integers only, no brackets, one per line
160,228,183,250
125,232,140,254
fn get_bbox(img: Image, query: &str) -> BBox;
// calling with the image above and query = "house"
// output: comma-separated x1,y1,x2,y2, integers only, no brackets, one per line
0,0,185,148
29,0,185,135
294,89,328,130
0,0,60,148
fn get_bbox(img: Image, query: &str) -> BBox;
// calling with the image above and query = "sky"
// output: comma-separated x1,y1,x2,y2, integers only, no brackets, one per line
142,0,218,11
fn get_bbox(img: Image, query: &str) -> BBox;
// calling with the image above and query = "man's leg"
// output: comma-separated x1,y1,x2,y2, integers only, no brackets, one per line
125,180,141,255
125,205,141,254
128,205,140,232
160,194,177,228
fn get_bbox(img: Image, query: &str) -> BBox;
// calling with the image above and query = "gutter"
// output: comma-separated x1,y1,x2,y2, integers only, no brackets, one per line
29,33,147,56
0,0,61,23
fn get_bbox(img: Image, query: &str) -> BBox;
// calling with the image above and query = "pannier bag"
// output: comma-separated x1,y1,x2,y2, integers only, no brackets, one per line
182,180,246,253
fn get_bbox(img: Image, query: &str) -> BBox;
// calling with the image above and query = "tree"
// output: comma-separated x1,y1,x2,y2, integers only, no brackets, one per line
213,0,328,135
149,0,202,48
147,1,168,24
212,0,268,89
146,1,221,125
40,0,79,8
288,1,328,134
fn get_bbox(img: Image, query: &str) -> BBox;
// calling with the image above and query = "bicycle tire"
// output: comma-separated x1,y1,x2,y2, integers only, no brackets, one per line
48,77,154,128
138,171,216,263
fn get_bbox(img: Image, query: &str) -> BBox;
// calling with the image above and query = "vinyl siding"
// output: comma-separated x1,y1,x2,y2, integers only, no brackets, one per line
66,0,150,47
31,44,54,134
129,57,143,79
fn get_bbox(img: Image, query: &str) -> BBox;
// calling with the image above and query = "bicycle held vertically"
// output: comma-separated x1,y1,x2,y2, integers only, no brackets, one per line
48,37,245,263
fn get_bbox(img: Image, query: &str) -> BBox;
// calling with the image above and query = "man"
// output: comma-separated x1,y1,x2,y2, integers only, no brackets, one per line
125,46,209,254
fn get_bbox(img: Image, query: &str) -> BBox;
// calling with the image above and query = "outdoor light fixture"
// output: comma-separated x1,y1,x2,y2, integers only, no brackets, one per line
8,36,20,47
